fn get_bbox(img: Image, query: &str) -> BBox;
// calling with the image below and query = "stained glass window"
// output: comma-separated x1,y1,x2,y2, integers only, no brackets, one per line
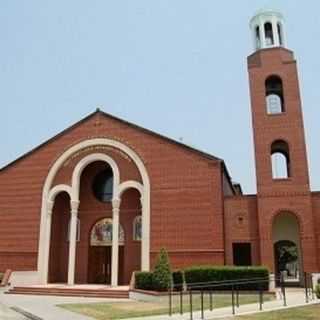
90,218,124,246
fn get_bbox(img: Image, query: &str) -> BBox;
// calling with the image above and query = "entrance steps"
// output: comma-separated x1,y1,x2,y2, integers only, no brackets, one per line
6,285,130,299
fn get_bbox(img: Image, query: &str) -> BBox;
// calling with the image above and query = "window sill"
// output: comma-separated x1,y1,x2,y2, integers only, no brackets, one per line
272,177,291,182
266,112,287,117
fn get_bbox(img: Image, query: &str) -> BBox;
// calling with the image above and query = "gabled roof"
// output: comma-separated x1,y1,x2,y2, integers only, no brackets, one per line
0,108,237,194
1,109,223,171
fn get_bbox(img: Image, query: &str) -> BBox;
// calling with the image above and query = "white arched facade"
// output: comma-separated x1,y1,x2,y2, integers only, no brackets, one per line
37,138,151,286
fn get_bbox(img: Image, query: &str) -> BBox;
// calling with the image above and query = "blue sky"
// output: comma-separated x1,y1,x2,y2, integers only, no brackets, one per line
1,1,320,194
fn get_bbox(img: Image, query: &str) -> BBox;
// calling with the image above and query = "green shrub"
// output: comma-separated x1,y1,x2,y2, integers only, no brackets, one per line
135,271,154,290
172,270,184,291
184,266,269,291
315,284,320,299
153,248,172,291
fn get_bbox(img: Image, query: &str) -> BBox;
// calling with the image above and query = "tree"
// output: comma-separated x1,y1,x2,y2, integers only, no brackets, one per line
153,248,172,291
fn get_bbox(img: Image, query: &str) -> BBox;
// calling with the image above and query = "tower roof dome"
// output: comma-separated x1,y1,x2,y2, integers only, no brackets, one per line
250,9,284,28
250,9,286,51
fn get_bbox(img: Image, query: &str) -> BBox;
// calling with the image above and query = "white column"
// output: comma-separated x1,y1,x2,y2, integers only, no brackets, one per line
43,200,54,284
272,17,280,47
111,198,121,287
281,23,287,47
67,200,80,285
259,18,266,49
141,195,150,271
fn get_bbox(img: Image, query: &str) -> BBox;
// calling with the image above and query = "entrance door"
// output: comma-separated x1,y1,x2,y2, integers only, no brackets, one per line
88,246,112,284
88,246,124,284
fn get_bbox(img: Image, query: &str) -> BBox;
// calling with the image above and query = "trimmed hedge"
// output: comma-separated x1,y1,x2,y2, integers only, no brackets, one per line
135,271,154,291
172,270,184,291
135,266,269,291
184,266,269,291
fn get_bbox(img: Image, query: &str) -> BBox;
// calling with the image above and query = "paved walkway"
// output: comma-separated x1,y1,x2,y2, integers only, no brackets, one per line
0,288,318,320
0,288,127,320
123,290,319,320
0,301,27,320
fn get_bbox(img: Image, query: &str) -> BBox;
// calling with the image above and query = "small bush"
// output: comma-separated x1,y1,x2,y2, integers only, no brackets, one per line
172,270,184,291
315,284,320,299
184,266,269,291
153,248,172,291
135,271,154,290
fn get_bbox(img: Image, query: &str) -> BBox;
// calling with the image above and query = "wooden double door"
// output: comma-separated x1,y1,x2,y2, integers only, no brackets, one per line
88,246,124,284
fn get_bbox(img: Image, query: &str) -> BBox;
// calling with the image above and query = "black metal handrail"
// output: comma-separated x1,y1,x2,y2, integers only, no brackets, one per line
168,272,316,319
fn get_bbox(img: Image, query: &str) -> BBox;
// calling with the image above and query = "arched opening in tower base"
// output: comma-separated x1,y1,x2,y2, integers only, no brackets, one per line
272,212,303,286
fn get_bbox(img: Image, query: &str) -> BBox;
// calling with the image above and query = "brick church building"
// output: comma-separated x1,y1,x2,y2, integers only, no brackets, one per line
1,10,319,287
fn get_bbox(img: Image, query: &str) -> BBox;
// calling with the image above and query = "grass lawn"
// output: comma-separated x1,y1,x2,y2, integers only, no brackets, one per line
59,293,274,320
234,304,320,320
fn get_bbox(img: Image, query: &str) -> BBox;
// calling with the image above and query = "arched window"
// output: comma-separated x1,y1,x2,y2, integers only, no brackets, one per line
277,23,283,46
264,22,274,46
265,76,284,114
133,216,142,241
255,25,261,49
271,140,290,179
92,168,113,202
67,218,80,242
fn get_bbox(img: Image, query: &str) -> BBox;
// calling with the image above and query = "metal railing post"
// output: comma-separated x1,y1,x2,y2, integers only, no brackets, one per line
209,290,213,311
236,285,239,308
304,272,309,303
169,287,172,316
232,284,235,315
180,290,183,315
281,274,287,307
189,289,193,320
201,290,204,319
259,283,263,311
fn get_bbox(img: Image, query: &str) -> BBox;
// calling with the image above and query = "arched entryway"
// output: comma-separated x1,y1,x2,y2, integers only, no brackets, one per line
48,191,71,283
272,212,302,285
38,138,151,286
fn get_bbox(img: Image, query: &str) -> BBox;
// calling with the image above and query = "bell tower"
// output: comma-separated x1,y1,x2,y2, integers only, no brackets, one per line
247,10,318,275
248,9,310,195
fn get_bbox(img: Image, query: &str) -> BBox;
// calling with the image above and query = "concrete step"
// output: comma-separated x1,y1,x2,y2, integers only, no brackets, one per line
6,286,129,299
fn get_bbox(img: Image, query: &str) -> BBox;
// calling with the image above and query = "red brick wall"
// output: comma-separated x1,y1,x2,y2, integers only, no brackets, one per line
224,195,260,266
247,47,319,273
248,48,310,195
311,193,320,271
0,112,225,278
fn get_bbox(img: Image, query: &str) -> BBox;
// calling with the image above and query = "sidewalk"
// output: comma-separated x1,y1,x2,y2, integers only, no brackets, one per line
0,302,27,320
123,290,319,320
0,288,318,320
0,288,127,320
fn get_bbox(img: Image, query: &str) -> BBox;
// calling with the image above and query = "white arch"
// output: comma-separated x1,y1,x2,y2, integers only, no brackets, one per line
48,184,73,202
71,153,120,201
38,138,151,284
118,180,144,198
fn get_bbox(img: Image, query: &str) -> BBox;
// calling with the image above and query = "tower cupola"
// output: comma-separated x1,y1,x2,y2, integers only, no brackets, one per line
250,9,286,51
